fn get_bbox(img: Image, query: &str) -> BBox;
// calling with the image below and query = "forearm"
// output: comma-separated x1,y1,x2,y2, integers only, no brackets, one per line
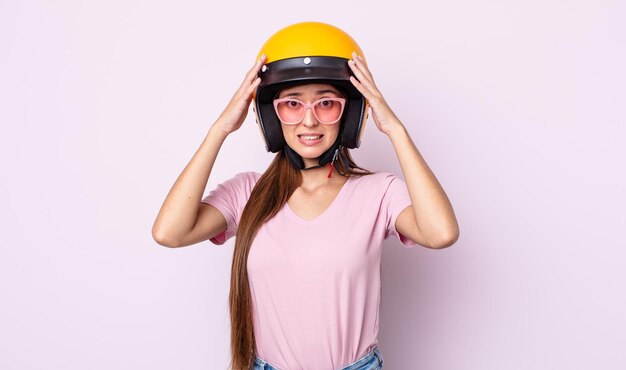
152,125,228,244
345,52,458,246
388,125,459,245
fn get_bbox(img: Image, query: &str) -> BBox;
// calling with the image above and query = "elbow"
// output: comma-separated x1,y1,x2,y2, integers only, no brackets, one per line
152,225,182,248
428,228,460,250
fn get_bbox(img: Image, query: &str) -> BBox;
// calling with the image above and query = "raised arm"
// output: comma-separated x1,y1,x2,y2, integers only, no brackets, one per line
348,52,459,249
151,55,265,248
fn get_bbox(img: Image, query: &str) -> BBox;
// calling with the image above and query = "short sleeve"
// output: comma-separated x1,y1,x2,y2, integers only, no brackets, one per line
381,173,418,248
200,172,261,245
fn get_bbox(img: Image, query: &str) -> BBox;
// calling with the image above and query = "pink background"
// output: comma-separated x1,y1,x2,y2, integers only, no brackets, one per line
1,1,624,369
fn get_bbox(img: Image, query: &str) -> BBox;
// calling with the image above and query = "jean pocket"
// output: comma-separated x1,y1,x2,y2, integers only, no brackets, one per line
374,348,384,368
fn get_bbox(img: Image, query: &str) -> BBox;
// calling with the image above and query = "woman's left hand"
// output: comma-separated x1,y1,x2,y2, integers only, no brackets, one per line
348,52,404,136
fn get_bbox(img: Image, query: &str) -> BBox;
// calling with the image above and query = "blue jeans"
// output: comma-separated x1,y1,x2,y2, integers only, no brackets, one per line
252,346,384,370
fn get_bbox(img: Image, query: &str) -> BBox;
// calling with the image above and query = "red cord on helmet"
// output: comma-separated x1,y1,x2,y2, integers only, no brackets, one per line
327,163,335,178
327,147,340,178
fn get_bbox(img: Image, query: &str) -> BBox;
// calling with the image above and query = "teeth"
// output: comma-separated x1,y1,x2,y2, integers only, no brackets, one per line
300,135,321,140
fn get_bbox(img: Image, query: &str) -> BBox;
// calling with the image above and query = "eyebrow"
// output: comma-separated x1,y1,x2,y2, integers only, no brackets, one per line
281,89,340,98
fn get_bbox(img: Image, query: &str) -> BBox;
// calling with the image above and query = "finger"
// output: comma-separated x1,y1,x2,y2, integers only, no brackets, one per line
247,54,266,78
238,54,266,92
348,56,375,88
347,59,366,83
348,59,377,94
351,52,375,81
245,77,262,95
349,75,371,100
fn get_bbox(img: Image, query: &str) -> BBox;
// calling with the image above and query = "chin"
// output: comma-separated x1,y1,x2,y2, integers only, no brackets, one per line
291,147,328,161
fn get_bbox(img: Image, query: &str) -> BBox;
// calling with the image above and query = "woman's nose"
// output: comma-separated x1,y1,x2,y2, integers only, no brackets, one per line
300,107,319,127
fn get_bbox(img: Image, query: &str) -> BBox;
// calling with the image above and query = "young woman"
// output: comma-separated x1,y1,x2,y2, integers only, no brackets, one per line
152,22,459,370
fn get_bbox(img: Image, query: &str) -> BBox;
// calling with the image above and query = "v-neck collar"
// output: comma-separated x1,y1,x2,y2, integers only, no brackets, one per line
285,175,353,223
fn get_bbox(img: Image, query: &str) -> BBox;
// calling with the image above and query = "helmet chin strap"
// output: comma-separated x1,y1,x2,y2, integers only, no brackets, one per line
284,137,348,177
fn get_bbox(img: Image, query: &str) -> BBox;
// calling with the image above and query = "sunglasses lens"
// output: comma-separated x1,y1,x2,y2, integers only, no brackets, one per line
314,99,343,124
275,100,304,124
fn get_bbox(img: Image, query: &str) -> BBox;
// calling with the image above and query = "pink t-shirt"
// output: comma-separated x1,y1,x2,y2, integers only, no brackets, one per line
202,171,416,369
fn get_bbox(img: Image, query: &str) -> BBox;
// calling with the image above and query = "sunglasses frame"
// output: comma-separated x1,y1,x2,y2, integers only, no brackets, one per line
273,97,347,125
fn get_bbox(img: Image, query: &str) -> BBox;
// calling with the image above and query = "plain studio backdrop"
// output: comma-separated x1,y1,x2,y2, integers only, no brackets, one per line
1,0,624,369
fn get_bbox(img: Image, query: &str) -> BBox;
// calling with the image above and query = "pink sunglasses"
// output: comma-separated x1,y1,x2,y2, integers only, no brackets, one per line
273,97,346,125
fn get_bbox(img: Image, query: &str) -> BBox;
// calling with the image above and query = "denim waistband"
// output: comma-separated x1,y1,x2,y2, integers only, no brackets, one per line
253,346,383,370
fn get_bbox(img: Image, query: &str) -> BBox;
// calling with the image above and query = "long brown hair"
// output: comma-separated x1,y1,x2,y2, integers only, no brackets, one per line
228,147,369,369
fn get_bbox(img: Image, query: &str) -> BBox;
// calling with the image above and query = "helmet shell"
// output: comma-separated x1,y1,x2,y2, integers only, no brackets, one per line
256,21,365,64
254,22,368,153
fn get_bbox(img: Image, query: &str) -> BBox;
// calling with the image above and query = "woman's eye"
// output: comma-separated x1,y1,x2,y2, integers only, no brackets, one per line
318,99,333,107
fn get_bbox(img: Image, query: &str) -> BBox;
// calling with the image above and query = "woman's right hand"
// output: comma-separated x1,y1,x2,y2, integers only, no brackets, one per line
212,54,266,136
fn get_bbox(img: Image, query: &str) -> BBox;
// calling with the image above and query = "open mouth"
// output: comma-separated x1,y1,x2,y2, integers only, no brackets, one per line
298,134,324,141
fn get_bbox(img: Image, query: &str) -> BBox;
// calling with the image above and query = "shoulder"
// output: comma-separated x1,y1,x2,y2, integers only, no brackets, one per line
220,171,261,184
230,171,262,184
350,171,403,188
348,171,408,201
210,171,262,196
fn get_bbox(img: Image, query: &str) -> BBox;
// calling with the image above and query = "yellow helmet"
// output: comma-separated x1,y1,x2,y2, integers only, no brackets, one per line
253,22,368,167
256,21,365,65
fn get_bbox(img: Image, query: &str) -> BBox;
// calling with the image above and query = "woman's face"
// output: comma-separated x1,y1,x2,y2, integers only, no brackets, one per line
276,83,344,166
